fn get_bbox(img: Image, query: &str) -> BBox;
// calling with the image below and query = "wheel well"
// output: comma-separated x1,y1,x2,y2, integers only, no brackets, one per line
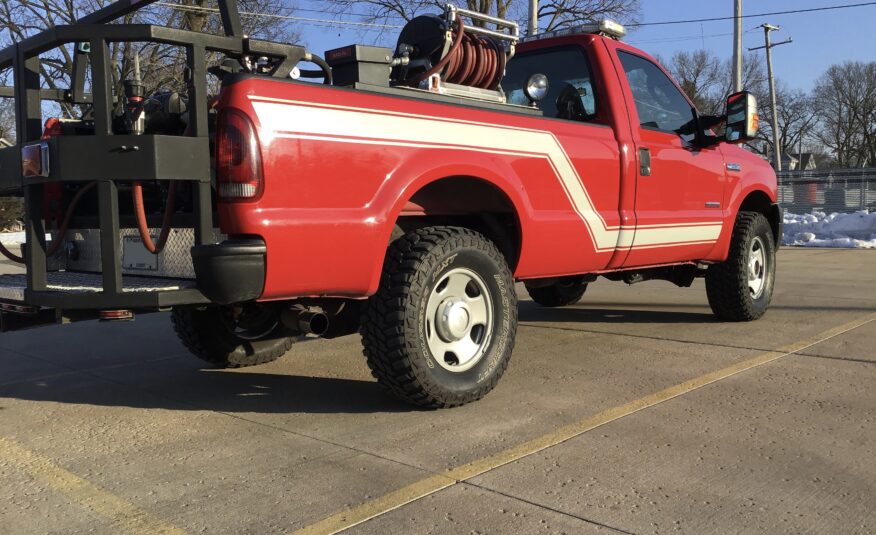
738,190,780,244
395,176,522,269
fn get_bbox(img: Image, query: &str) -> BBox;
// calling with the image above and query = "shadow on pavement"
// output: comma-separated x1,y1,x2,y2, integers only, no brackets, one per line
518,302,717,324
519,301,876,323
0,362,417,415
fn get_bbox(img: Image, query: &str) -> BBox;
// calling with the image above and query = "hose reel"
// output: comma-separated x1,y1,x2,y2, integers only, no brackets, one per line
391,4,518,94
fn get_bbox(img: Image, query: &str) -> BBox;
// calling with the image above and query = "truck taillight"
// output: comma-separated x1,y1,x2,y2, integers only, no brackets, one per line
216,108,263,201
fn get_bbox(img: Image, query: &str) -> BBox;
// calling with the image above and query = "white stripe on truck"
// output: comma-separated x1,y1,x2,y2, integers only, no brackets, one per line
250,96,722,251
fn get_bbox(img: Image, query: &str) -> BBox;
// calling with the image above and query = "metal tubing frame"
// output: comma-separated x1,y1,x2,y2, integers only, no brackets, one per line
0,1,305,310
448,5,520,37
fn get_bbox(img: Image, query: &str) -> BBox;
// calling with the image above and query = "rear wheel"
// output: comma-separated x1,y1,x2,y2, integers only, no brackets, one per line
706,212,776,321
171,303,295,368
360,226,518,408
525,278,588,307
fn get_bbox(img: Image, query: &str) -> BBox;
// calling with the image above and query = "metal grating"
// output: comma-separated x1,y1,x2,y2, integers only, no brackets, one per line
0,272,197,302
777,168,876,214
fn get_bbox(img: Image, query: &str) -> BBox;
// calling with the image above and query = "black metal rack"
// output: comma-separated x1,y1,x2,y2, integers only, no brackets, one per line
0,0,309,310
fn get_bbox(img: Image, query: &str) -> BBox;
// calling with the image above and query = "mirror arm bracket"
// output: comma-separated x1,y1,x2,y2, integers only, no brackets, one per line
691,109,725,149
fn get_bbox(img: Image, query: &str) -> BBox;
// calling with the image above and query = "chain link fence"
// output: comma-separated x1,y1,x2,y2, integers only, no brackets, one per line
778,168,876,214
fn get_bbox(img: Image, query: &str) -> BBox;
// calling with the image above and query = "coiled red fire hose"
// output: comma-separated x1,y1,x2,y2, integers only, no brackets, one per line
407,16,506,91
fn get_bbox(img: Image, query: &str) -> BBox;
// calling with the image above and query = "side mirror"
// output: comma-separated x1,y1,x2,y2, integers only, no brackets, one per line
724,91,758,143
524,74,549,105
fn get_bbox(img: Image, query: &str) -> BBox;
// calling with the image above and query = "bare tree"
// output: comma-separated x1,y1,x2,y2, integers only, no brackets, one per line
662,49,766,115
753,82,818,163
538,0,640,32
327,0,639,34
0,70,13,144
813,61,876,167
0,0,298,126
663,49,722,113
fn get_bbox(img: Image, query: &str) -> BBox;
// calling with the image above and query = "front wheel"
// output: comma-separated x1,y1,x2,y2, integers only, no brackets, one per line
706,212,776,321
360,226,518,408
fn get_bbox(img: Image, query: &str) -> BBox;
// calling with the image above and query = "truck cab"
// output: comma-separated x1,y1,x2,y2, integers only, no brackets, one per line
504,27,777,269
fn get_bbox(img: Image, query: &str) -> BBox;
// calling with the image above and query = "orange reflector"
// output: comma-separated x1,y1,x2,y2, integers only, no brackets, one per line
99,309,134,321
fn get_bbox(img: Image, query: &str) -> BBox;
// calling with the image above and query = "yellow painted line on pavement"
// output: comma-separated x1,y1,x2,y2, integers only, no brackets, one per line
0,436,187,535
292,312,876,535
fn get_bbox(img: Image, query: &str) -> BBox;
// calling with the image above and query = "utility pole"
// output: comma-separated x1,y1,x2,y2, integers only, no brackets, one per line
732,0,743,93
528,0,538,36
749,24,791,171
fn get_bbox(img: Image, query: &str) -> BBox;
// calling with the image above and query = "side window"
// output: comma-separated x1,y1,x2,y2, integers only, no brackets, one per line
617,51,693,135
504,48,601,123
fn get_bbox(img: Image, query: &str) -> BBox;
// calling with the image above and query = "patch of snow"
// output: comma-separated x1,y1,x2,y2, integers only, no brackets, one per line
783,210,876,248
0,231,26,246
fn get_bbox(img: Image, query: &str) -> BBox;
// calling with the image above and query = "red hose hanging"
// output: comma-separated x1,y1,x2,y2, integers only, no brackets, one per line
0,241,23,263
1,180,177,263
0,181,97,264
132,180,176,255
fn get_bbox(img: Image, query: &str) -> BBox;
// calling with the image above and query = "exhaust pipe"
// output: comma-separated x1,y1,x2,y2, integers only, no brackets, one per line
297,310,329,336
282,307,329,336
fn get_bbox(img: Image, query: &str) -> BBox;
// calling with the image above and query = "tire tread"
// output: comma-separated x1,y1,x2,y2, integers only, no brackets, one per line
706,211,774,321
171,308,294,368
360,226,517,408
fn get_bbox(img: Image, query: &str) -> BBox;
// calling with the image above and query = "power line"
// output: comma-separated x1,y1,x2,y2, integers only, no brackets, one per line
280,5,375,18
628,27,758,45
628,1,876,27
154,2,403,29
629,32,733,45
154,1,876,34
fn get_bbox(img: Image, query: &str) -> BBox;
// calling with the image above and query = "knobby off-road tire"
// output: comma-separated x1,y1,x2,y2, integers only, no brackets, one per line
171,304,295,368
361,226,518,408
706,211,776,321
525,279,588,307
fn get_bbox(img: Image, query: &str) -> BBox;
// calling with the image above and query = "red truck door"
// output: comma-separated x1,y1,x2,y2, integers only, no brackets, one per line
613,49,726,266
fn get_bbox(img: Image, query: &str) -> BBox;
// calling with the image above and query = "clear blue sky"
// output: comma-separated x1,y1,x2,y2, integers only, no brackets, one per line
293,0,876,92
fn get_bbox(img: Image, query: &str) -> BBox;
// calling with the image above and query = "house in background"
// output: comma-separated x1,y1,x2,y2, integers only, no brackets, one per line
779,152,818,171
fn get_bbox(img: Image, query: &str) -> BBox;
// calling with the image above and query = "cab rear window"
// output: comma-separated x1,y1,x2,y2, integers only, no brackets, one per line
504,47,601,124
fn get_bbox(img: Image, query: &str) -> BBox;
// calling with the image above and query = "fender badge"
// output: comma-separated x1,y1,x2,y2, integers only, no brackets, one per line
726,162,742,172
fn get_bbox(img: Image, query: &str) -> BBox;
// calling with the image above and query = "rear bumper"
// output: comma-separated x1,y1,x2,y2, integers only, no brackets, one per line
191,238,266,304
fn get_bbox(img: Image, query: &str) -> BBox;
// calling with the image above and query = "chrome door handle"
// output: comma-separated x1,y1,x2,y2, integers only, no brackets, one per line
639,148,651,176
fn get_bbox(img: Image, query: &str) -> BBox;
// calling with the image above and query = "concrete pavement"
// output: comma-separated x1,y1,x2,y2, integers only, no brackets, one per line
1,248,874,534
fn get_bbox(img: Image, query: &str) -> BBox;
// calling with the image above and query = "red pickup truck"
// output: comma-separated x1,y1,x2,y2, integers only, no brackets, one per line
0,3,778,408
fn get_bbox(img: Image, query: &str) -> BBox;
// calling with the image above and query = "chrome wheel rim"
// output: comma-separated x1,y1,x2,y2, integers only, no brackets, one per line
748,236,767,299
424,267,493,373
